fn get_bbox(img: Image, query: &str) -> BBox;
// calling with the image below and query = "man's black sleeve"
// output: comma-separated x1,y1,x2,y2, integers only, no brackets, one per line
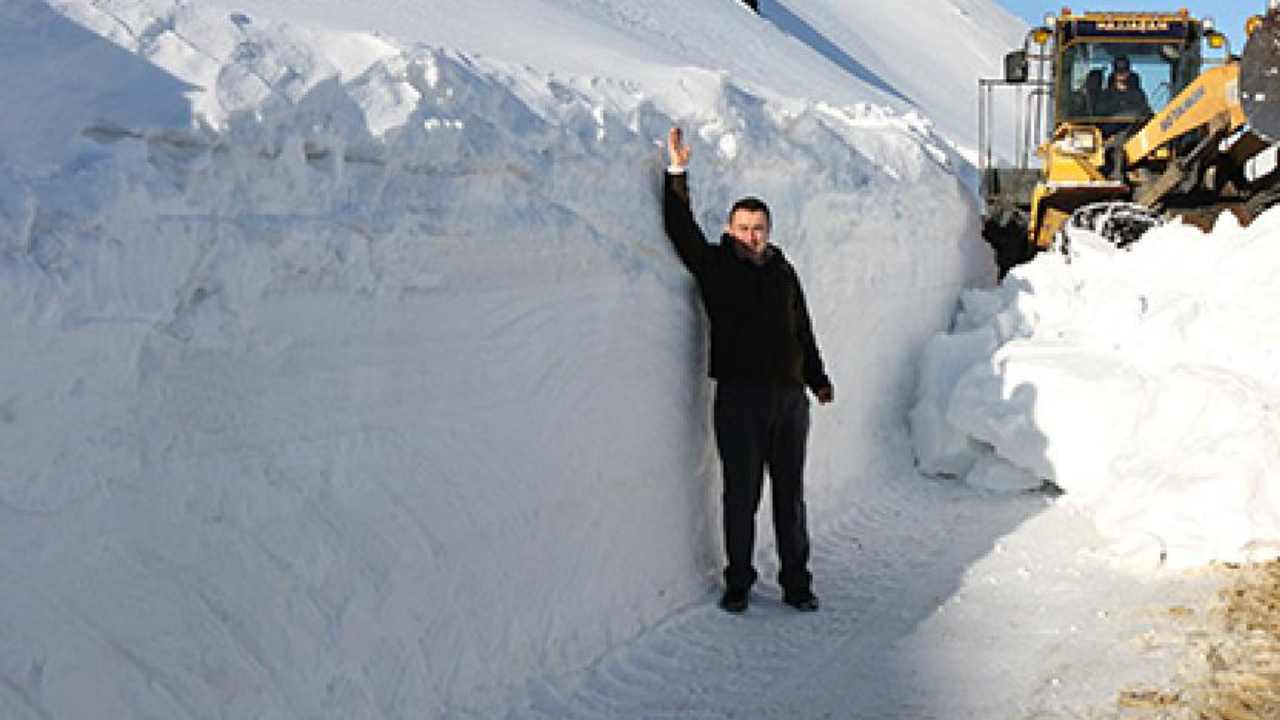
663,171,711,277
792,271,832,393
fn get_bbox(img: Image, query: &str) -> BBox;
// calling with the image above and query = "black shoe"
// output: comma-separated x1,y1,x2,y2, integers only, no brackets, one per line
783,590,819,612
719,588,749,613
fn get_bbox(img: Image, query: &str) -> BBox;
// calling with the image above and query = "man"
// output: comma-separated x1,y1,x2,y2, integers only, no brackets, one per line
1068,68,1104,117
1099,56,1150,117
662,126,834,614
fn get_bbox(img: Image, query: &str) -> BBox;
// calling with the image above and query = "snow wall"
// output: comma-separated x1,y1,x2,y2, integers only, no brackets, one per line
0,4,991,717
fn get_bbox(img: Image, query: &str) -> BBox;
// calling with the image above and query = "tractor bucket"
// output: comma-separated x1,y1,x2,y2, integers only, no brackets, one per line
1242,10,1280,142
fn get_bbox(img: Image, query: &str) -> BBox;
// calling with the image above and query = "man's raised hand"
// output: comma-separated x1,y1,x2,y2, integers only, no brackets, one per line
668,126,691,169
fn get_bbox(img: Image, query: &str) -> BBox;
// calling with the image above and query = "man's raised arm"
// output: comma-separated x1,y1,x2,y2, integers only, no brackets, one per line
662,126,711,276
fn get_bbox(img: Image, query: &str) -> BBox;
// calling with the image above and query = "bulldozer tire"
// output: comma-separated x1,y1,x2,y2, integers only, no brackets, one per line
1061,201,1165,251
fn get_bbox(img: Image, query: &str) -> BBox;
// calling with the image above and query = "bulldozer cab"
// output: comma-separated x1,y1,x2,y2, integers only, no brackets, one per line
980,5,1280,277
977,10,1223,272
1056,32,1205,131
980,12,1212,180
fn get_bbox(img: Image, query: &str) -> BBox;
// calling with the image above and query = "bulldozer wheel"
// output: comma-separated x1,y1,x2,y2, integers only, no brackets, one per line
1060,202,1165,251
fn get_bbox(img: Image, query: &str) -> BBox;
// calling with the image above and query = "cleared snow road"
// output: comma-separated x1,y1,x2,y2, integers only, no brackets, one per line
501,438,1220,720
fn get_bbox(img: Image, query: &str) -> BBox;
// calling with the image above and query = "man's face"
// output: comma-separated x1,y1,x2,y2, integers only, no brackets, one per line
728,209,770,257
1114,61,1132,87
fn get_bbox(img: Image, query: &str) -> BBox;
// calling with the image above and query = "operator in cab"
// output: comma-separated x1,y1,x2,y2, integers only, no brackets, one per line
1098,55,1151,117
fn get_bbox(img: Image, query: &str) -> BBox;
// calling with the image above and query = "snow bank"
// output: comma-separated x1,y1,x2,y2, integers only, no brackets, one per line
1,1,995,715
913,211,1280,568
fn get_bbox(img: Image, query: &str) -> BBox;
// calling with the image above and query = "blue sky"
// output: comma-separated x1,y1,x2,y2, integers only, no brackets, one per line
997,1,1255,56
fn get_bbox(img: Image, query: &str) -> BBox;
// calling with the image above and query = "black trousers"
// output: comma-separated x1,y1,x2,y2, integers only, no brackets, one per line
713,381,812,594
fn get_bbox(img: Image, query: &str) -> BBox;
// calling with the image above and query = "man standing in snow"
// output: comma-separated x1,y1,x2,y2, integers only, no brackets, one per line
662,126,834,613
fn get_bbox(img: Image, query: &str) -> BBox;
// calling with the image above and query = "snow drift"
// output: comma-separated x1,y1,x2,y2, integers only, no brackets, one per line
913,212,1280,569
0,0,1011,715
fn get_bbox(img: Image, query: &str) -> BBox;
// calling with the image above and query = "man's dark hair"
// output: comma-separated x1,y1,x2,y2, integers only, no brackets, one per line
730,196,772,228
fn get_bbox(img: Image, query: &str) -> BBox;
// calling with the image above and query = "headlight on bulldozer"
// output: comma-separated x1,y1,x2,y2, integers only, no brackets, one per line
1054,129,1098,155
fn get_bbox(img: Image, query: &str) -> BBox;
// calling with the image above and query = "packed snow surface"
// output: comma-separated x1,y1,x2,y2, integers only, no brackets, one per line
9,0,1280,717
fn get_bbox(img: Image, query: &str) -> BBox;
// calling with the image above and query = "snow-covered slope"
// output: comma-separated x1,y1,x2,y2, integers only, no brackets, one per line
0,0,1010,716
760,0,1027,150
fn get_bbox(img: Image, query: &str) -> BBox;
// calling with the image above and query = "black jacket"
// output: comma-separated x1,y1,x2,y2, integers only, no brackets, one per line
663,171,831,393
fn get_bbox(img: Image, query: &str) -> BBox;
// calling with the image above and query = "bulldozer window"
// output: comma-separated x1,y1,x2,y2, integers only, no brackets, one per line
1057,41,1201,124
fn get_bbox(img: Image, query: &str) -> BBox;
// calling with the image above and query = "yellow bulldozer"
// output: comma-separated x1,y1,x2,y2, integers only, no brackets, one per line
980,3,1280,274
